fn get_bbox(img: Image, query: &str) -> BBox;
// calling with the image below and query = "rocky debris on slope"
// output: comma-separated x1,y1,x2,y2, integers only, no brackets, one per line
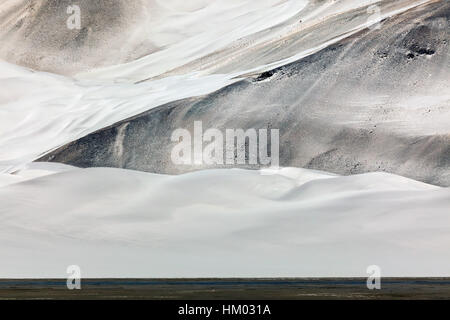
39,1,450,186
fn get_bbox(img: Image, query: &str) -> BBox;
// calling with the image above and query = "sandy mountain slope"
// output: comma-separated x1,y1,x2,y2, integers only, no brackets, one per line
0,0,309,76
0,0,449,279
41,1,450,186
1,0,444,177
0,0,156,75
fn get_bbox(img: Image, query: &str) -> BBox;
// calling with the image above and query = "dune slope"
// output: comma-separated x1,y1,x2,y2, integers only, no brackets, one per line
41,1,450,186
0,166,449,278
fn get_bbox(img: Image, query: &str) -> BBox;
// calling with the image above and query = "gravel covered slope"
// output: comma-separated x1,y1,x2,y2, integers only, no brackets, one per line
0,0,160,75
40,1,450,186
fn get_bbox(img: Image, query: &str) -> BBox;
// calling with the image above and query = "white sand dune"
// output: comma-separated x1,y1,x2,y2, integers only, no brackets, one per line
0,165,448,278
0,60,237,173
0,0,449,279
0,162,75,187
